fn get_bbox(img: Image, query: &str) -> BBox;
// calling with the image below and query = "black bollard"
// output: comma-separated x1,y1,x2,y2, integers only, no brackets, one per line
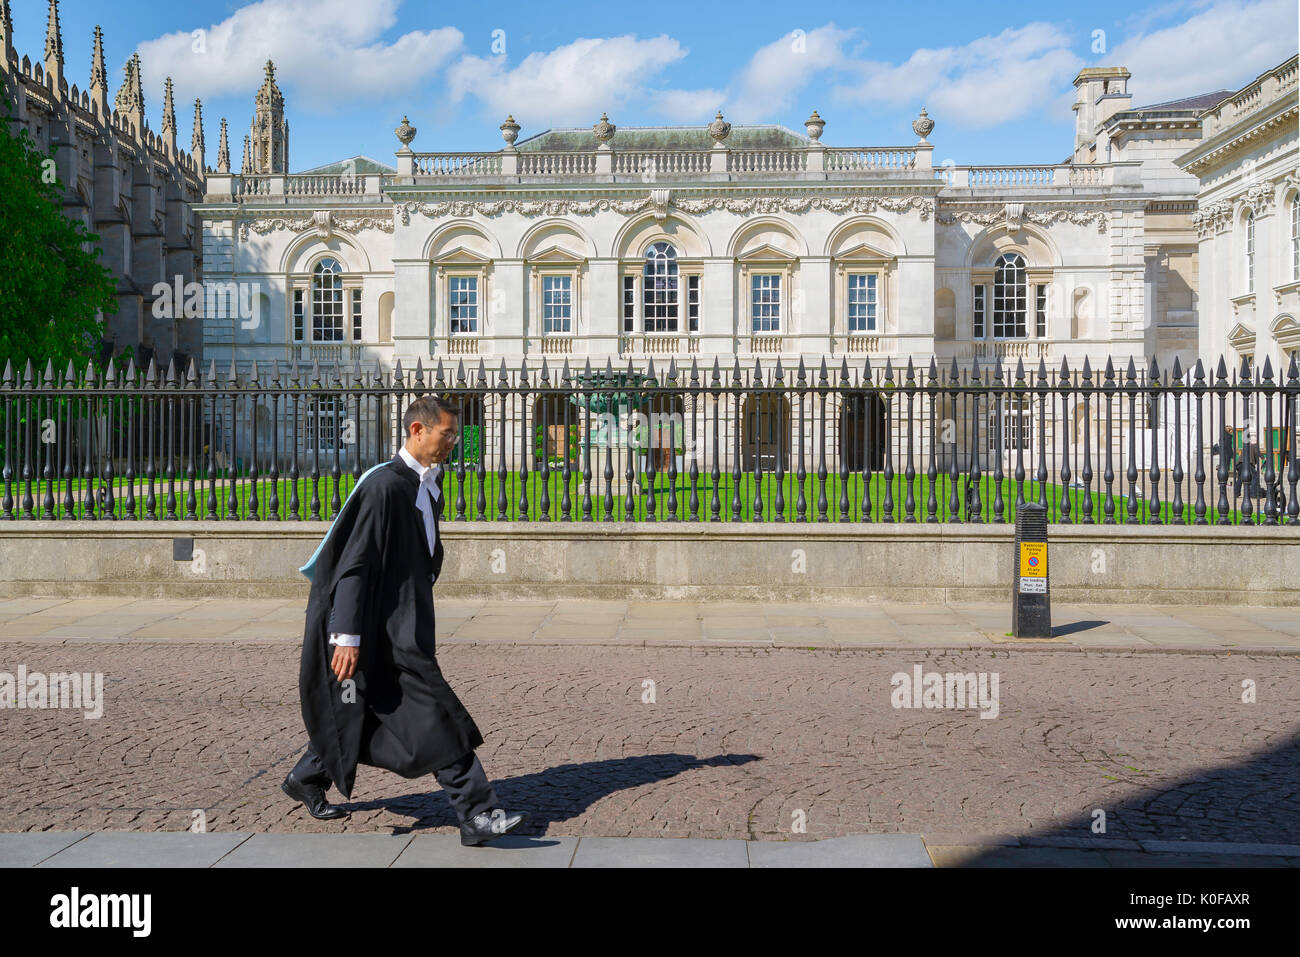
1012,502,1051,638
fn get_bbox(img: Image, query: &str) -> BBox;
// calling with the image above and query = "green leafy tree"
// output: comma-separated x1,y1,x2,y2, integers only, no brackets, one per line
0,90,117,372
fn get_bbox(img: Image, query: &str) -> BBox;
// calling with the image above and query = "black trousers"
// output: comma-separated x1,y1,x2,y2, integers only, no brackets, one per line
291,747,500,825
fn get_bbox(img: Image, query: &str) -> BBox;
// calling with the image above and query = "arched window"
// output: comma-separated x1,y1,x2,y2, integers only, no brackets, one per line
312,258,344,342
643,242,678,333
992,253,1027,338
1244,210,1255,294
1290,195,1298,282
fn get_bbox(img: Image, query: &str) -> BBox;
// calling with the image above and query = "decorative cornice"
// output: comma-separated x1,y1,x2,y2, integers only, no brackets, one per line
1241,180,1277,215
396,193,937,223
936,203,1109,233
1180,103,1298,176
1193,200,1233,237
236,210,394,241
678,195,934,219
1193,168,1299,236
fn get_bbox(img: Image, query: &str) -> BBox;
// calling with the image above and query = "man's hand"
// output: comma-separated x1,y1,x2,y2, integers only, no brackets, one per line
331,646,360,683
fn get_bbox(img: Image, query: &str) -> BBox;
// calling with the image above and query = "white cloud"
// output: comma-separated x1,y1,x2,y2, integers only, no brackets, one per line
132,0,463,112
832,23,1083,128
445,35,688,127
724,26,856,122
646,88,729,122
1105,0,1299,105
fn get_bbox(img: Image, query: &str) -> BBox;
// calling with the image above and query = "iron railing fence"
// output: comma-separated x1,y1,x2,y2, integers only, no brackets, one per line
1,352,1297,526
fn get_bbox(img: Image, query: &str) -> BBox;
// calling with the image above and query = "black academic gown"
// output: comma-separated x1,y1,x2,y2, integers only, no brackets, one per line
298,454,483,799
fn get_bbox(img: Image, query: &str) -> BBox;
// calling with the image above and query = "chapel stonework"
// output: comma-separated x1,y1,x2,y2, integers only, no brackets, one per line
1,0,207,369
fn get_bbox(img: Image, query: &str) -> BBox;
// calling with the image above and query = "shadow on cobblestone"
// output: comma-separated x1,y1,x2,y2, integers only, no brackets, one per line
337,754,763,834
957,733,1300,865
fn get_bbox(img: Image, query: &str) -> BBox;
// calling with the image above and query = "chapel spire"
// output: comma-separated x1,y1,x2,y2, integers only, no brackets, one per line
247,58,289,173
216,117,230,172
43,0,63,90
88,24,109,117
114,51,145,137
161,76,177,154
0,0,12,73
192,98,206,169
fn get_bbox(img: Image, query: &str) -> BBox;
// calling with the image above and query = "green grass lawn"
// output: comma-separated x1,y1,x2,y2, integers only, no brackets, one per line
2,467,1285,525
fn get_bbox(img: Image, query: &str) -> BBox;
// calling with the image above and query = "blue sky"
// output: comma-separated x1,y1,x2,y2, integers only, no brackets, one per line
12,0,1299,170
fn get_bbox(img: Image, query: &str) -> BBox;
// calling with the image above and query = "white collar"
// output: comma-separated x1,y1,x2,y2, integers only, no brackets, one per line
398,446,441,488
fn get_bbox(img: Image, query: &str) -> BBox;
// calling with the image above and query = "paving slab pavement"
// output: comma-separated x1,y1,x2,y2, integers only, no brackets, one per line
33,832,253,868
3,832,1297,867
2,597,1297,652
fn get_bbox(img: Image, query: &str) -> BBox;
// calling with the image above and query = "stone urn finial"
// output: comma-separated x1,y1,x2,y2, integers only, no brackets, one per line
804,109,825,142
592,111,616,145
707,110,731,144
395,115,417,148
912,107,934,143
500,114,520,148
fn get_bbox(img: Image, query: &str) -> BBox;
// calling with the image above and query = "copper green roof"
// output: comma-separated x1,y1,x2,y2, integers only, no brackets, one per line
296,155,395,175
514,125,811,152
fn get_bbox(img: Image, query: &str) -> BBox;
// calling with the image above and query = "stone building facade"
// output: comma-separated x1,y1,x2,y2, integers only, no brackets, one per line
196,54,1289,475
0,0,207,369
1179,55,1300,379
196,59,1275,379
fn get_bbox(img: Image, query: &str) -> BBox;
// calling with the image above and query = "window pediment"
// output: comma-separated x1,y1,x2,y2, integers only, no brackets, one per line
434,246,491,265
528,245,586,265
737,243,797,263
1270,314,1300,347
833,241,894,262
1227,321,1256,351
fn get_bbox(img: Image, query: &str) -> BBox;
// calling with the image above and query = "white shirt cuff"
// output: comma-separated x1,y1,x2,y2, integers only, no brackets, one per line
328,633,361,647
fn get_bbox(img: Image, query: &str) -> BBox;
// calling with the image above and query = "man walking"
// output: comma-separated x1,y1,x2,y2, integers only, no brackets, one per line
282,394,527,846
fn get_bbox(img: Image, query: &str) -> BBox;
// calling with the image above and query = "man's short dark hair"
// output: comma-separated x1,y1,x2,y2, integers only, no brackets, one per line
403,394,461,436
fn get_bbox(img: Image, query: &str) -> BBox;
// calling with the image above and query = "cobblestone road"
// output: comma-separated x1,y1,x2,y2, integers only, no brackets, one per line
1,640,1296,844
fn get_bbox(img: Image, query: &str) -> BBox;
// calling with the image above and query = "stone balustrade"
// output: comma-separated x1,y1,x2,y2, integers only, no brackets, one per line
224,172,386,203
824,148,917,171
1200,55,1298,138
384,143,933,186
412,153,504,176
938,162,1140,190
208,156,1141,202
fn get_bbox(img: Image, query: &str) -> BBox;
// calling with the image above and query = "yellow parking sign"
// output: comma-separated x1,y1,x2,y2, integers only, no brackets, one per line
1019,542,1047,578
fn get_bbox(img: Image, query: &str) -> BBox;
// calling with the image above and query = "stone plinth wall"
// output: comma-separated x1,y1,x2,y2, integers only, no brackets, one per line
0,522,1295,604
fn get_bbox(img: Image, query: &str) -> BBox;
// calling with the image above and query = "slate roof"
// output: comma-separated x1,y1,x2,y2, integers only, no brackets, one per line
1127,90,1235,113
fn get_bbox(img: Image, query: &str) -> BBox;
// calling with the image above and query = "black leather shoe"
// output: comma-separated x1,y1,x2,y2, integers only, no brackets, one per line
281,772,349,820
460,809,528,846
